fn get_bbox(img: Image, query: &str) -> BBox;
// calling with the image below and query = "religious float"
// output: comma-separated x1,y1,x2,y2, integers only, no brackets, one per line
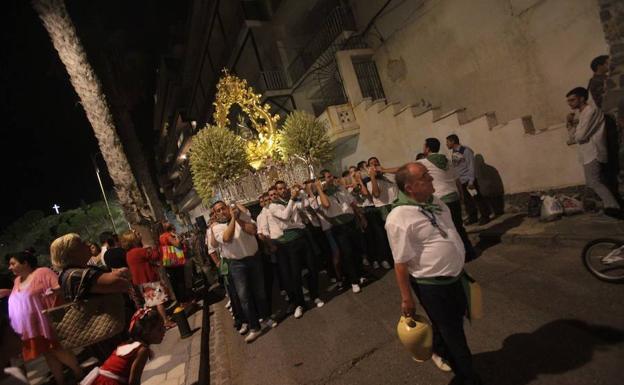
189,70,333,205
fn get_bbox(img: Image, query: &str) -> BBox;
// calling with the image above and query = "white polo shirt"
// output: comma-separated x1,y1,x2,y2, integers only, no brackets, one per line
367,175,398,207
317,186,355,218
267,199,306,240
211,214,259,260
417,158,459,201
385,197,464,278
307,197,333,231
256,207,271,237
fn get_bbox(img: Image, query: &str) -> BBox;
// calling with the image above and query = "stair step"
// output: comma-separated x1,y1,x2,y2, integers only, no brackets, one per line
365,98,386,111
378,101,401,113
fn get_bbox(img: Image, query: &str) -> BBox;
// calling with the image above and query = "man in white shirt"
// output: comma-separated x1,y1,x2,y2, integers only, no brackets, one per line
385,163,480,384
317,170,367,293
267,181,324,319
211,201,267,343
566,87,622,219
418,138,476,262
365,156,397,268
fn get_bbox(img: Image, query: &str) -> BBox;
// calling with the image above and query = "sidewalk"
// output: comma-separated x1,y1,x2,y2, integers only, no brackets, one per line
26,305,204,385
469,212,624,248
142,305,203,385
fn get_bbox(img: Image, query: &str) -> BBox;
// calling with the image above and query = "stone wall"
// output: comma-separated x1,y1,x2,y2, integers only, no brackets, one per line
349,0,608,130
598,0,624,119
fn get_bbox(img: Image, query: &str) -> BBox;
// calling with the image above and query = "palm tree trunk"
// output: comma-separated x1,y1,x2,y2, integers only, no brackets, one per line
32,0,153,225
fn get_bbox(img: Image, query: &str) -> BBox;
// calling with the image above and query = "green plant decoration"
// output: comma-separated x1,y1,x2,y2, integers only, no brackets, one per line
189,124,250,203
278,111,333,168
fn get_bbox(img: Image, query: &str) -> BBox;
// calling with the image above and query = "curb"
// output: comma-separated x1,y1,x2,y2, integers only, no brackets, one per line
479,230,624,248
208,302,232,385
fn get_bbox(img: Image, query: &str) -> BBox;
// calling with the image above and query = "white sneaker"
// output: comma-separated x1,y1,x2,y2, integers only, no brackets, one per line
244,330,261,343
225,300,231,309
302,286,309,294
372,261,380,269
362,258,370,266
431,354,452,372
263,319,278,328
359,277,367,285
238,323,248,335
314,298,325,308
381,261,392,270
351,284,361,293
294,306,304,319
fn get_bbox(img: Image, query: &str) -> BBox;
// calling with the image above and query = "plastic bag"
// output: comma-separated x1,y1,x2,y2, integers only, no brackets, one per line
540,195,563,221
558,195,583,216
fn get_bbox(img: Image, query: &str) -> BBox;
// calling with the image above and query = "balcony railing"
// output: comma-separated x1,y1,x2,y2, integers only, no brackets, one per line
287,6,356,83
260,69,290,90
354,60,386,101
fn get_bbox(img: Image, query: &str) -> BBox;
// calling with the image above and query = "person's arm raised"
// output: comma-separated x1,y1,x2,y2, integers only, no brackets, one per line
91,270,130,294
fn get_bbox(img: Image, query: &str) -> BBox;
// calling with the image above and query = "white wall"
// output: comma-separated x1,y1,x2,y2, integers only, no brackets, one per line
334,100,584,195
350,0,608,129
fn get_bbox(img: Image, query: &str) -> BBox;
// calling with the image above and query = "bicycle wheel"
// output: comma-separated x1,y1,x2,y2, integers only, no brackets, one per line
581,238,624,283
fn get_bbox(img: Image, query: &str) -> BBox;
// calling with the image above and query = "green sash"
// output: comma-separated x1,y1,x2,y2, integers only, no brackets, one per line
276,228,304,244
414,270,479,321
328,213,355,226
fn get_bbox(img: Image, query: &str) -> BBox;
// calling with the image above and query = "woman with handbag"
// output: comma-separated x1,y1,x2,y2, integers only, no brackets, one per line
158,223,190,306
120,230,176,329
49,233,132,360
3,249,83,385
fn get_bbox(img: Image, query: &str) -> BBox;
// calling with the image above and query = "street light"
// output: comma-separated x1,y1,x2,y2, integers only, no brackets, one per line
91,152,118,234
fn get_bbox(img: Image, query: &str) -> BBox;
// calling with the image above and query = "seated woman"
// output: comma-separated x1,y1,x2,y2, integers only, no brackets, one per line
3,250,82,385
120,230,175,329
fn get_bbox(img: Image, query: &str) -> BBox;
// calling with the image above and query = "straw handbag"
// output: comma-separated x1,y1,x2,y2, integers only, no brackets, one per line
43,269,126,349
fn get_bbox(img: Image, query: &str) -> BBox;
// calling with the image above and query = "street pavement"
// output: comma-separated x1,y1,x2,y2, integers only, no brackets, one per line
209,242,624,385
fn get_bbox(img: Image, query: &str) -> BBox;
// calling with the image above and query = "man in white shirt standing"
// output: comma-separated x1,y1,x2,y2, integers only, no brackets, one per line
418,138,476,262
566,87,622,219
267,181,324,319
211,201,268,343
317,170,367,293
365,156,397,269
385,162,481,384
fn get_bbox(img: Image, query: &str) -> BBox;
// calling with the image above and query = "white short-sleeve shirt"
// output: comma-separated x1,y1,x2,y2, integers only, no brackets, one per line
317,186,354,218
367,175,398,207
212,216,259,260
385,197,464,278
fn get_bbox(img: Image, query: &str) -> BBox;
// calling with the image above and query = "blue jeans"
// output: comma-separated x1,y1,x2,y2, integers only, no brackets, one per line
229,255,268,331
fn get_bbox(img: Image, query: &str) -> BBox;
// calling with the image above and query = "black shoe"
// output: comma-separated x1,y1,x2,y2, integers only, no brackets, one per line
604,208,624,220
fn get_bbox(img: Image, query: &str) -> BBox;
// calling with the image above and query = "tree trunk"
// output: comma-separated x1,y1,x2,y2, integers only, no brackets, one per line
32,0,153,226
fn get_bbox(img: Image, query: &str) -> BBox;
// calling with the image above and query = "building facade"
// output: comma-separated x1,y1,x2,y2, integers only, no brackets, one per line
154,0,620,224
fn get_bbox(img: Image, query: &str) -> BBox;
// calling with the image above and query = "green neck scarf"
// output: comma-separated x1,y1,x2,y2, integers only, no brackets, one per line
392,191,442,214
324,184,339,197
427,153,449,170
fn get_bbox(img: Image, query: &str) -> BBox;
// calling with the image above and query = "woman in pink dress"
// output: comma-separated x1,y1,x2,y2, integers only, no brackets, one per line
4,250,83,385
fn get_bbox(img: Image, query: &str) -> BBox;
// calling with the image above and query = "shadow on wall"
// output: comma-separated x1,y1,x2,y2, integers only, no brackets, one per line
469,319,624,385
475,154,505,215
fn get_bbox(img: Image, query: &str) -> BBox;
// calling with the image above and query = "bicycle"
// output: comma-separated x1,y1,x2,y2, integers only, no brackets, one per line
581,238,624,283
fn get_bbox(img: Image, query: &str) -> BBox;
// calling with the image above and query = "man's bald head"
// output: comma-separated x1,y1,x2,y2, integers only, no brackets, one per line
395,162,434,200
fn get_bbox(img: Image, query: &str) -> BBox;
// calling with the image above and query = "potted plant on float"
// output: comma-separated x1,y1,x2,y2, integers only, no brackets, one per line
278,111,333,179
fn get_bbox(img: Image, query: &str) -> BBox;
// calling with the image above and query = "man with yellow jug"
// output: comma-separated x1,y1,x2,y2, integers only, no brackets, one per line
386,162,482,385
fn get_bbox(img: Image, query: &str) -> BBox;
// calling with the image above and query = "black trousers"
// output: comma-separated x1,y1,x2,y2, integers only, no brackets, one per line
331,221,363,285
276,235,319,307
363,207,393,264
446,200,477,262
165,265,189,303
460,180,491,222
411,279,480,384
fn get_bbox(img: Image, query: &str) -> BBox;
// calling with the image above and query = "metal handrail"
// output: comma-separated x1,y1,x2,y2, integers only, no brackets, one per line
286,6,356,83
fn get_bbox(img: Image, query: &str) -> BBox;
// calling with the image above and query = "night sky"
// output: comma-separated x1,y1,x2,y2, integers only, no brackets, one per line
1,1,185,229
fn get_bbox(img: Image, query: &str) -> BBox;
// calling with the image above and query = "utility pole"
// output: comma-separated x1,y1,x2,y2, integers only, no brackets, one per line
91,153,118,234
